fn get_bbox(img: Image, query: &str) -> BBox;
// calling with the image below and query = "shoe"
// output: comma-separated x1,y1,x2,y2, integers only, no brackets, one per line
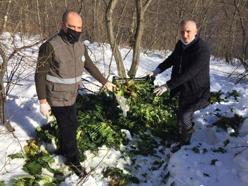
170,127,194,153
180,127,194,145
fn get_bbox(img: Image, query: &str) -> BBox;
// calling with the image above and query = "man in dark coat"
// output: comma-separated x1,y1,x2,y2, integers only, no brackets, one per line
150,20,210,151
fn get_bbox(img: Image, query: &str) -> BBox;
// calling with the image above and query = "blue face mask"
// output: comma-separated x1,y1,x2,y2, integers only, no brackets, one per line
65,27,81,43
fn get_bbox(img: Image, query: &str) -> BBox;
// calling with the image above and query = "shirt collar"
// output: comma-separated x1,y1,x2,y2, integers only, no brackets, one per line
180,36,199,49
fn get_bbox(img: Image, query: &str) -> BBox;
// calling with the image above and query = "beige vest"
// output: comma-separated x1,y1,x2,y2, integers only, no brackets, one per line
46,35,85,106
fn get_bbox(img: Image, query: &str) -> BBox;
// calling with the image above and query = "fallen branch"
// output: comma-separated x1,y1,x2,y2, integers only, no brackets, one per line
77,149,110,185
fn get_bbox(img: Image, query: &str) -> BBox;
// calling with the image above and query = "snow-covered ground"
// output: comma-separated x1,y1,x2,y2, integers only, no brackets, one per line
0,32,248,186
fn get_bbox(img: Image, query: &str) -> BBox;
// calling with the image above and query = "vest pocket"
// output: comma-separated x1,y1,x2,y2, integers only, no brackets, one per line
47,83,78,106
47,83,78,101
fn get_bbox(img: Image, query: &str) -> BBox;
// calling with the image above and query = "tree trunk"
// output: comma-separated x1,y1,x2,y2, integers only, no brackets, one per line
0,44,7,125
128,0,153,78
106,0,126,78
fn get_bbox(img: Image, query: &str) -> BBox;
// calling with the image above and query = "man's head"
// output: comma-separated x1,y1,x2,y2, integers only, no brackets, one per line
179,20,198,45
61,10,83,43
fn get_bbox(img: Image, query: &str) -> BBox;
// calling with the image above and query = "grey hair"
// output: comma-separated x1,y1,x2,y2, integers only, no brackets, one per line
179,19,197,29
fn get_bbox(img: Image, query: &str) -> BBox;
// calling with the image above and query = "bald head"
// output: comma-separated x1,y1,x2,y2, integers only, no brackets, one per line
180,20,197,29
179,20,198,45
62,10,83,32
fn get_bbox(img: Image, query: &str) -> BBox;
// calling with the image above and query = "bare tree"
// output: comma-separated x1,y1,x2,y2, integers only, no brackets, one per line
0,0,247,79
128,0,153,77
0,43,14,131
0,43,7,126
106,0,126,78
5,39,43,95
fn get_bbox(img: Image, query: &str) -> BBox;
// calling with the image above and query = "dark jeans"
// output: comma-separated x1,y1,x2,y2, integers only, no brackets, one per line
178,98,209,130
51,104,80,165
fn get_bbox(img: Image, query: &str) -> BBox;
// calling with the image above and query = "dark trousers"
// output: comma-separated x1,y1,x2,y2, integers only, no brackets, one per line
177,98,209,142
51,104,80,165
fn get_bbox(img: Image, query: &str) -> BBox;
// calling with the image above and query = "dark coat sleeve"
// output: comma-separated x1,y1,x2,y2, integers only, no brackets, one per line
156,42,181,73
157,50,175,73
166,45,210,90
84,48,107,85
35,42,53,100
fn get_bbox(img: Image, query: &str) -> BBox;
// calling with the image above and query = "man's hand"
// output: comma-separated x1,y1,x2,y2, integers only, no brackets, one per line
153,84,169,96
104,81,117,92
40,102,51,118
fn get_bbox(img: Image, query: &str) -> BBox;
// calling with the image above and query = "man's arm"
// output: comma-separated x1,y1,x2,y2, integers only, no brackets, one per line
84,48,107,85
148,51,175,77
35,42,53,103
156,50,176,73
166,45,210,90
151,42,179,76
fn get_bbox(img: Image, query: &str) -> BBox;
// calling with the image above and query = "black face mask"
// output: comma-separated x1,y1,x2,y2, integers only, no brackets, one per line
65,27,81,44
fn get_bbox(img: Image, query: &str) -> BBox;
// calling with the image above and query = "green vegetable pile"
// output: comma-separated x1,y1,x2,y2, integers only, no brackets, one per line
74,76,178,159
8,140,66,186
113,77,178,143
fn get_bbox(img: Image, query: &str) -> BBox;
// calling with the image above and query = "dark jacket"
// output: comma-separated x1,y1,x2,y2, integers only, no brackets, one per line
157,37,210,104
35,30,107,107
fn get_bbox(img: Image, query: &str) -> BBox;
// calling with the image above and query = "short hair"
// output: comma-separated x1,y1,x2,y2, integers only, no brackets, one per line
180,19,197,29
62,10,80,23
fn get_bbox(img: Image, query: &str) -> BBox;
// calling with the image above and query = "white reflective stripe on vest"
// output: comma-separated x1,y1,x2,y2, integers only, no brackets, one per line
46,74,81,84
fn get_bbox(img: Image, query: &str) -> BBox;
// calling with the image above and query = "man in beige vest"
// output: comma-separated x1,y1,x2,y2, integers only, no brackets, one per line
35,10,116,177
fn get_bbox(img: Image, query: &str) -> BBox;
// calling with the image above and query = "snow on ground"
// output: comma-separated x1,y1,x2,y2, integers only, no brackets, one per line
166,59,248,186
0,33,248,186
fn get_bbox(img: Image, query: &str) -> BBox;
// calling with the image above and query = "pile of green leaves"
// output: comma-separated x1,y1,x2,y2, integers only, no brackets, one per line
75,91,126,160
41,77,177,156
9,140,65,186
113,77,178,142
35,77,178,157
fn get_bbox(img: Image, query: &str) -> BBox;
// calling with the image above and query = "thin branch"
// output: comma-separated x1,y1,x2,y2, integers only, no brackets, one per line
77,149,110,185
8,40,43,61
144,0,153,12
